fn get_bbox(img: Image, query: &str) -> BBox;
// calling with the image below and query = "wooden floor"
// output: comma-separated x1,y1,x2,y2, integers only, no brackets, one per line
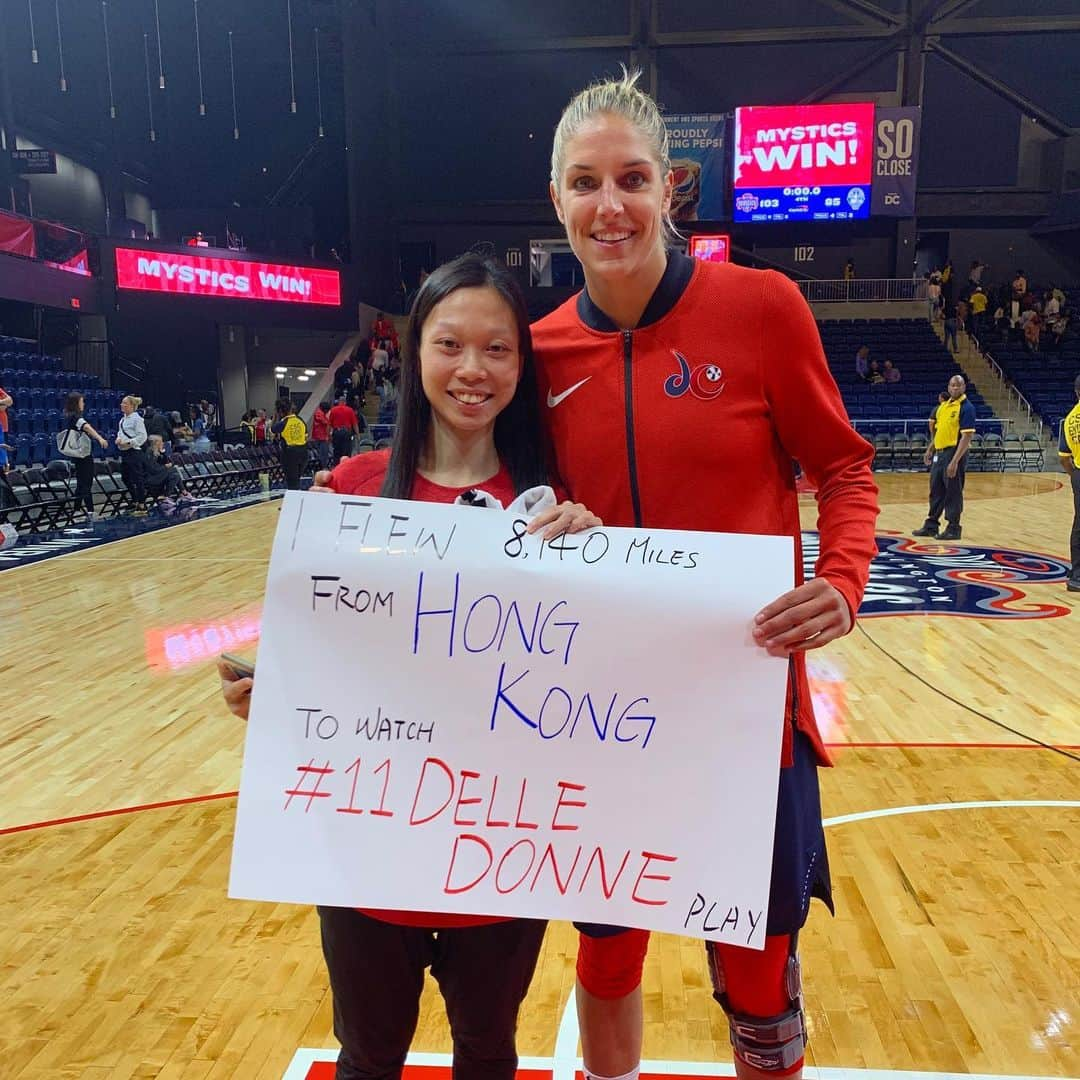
2,472,1078,1078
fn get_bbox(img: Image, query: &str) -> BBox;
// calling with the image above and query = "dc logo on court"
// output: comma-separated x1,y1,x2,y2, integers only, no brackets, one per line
802,533,1073,619
663,349,725,402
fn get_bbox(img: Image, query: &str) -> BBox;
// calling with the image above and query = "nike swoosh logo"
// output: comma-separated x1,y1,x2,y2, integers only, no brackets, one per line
546,376,592,408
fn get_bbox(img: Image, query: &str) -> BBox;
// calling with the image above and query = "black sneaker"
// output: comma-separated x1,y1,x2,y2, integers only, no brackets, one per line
937,526,962,541
912,524,938,537
1068,579,1080,593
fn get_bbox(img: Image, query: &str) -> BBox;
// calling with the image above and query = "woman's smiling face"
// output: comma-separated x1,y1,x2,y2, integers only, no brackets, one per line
550,112,673,286
419,286,522,442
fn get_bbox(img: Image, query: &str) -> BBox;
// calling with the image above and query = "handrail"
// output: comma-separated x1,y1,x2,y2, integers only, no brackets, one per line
799,278,928,303
982,348,1043,439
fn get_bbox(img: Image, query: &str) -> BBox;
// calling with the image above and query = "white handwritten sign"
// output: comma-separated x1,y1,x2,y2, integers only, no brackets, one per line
228,492,793,947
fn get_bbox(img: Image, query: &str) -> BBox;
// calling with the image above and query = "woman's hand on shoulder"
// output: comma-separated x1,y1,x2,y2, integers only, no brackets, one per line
527,501,602,540
217,659,253,721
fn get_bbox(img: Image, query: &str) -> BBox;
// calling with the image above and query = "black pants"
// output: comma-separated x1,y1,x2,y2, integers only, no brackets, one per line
922,443,966,529
73,455,95,513
317,907,546,1080
1070,469,1080,581
120,448,147,506
332,429,354,464
281,444,307,490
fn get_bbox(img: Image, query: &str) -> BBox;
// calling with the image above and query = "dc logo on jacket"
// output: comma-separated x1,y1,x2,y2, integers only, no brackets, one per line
664,349,725,401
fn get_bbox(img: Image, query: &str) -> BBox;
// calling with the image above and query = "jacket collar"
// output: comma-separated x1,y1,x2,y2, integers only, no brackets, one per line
576,251,696,332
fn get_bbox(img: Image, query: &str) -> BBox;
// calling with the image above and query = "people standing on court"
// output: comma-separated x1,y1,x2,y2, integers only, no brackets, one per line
530,68,879,1080
271,398,308,490
311,400,332,470
1058,373,1080,592
61,392,109,520
328,393,361,463
225,253,599,1080
913,374,976,541
116,395,149,515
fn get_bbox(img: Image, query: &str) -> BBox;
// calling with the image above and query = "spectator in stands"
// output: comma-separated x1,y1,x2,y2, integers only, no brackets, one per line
62,392,109,520
913,374,975,541
1023,311,1042,352
1059,373,1080,593
116,395,149,515
1009,269,1027,326
926,274,941,322
941,259,953,286
376,372,399,424
968,259,986,286
944,309,959,353
1044,289,1061,322
370,310,397,350
144,406,173,452
254,408,269,445
0,384,10,463
867,359,885,384
311,400,332,469
188,405,212,453
347,366,365,410
143,435,190,505
240,411,257,445
272,398,308,490
371,340,390,376
855,344,870,380
328,393,361,463
199,399,218,443
969,285,988,341
843,258,855,281
169,410,191,451
883,358,901,383
956,297,969,334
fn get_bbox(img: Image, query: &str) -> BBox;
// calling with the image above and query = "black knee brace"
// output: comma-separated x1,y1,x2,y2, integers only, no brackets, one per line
707,938,807,1073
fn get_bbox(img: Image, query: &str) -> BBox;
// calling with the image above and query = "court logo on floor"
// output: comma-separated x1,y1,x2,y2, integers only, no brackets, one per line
803,532,1072,619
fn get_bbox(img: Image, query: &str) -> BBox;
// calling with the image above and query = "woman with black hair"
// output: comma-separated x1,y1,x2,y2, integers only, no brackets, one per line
219,252,599,1080
62,392,109,520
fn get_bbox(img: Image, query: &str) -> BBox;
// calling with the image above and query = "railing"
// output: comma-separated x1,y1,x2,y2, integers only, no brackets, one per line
799,278,928,303
982,348,1043,438
851,417,1012,437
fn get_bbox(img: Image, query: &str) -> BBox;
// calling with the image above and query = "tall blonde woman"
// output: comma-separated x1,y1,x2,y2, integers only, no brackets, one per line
115,395,149,514
527,70,879,1080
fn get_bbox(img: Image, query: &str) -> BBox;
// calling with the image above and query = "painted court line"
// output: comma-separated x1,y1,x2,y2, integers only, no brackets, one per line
283,1048,1078,1080
0,790,239,836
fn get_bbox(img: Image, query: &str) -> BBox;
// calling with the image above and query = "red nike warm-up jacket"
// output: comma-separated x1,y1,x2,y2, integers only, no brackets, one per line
531,253,880,766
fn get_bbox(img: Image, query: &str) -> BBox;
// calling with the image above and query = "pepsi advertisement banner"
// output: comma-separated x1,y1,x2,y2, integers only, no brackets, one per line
732,103,875,222
872,107,921,216
663,114,726,221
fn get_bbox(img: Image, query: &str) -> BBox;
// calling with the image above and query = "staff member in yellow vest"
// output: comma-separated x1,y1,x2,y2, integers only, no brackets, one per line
968,285,988,342
272,397,309,491
1059,373,1080,592
913,374,976,541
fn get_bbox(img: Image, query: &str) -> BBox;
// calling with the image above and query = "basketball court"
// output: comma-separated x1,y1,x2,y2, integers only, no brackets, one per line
2,471,1077,1078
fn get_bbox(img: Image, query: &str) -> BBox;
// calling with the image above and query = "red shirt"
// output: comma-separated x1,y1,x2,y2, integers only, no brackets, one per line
327,403,359,431
311,407,330,442
531,254,879,768
0,387,8,432
326,448,517,927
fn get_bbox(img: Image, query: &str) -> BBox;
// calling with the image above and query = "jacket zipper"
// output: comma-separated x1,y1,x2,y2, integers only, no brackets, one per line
622,329,643,527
